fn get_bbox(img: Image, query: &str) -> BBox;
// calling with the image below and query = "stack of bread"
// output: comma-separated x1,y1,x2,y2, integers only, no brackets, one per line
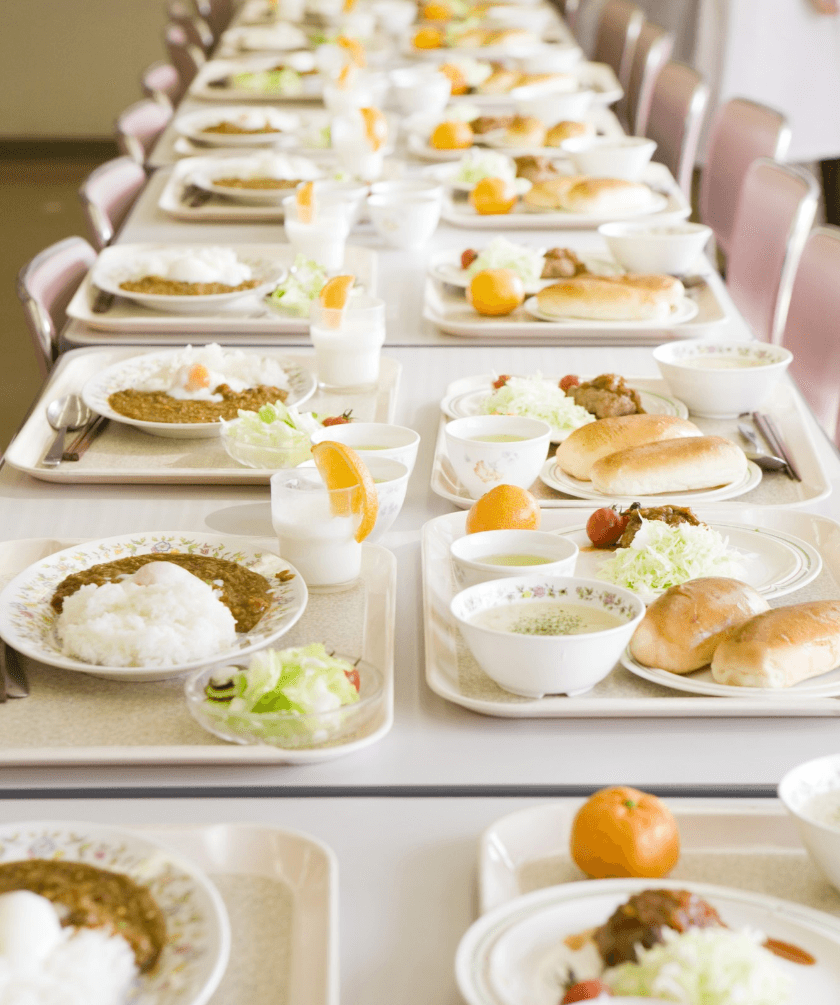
631,578,840,689
555,414,748,495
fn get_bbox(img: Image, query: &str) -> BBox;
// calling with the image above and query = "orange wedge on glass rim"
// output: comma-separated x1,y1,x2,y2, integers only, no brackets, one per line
342,0,358,12
337,35,366,68
336,62,356,90
318,274,355,329
359,107,387,152
312,441,378,542
296,180,315,224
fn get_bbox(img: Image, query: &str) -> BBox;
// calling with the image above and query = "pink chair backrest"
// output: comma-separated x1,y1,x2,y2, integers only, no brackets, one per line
594,1,644,96
699,98,791,256
645,60,709,198
115,99,172,165
204,0,234,38
558,0,579,29
781,227,840,443
727,159,819,344
141,61,184,108
78,157,147,250
628,22,673,136
164,23,206,95
16,237,96,378
167,0,214,52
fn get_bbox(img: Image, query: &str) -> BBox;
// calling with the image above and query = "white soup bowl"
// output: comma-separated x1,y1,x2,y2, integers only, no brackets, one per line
598,220,712,274
444,415,551,500
450,529,579,588
778,754,840,894
311,422,420,474
561,135,656,180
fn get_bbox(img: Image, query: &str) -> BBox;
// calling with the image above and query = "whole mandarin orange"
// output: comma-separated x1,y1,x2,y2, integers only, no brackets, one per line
465,484,541,534
413,25,444,48
570,786,680,879
468,268,525,316
470,175,517,215
430,120,473,150
423,1,452,19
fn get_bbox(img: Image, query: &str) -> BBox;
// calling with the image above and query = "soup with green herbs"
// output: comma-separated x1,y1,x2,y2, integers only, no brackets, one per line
471,600,623,636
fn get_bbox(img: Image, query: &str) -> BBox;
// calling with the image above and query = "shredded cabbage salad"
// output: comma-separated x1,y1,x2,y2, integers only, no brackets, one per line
202,644,360,745
454,149,517,186
465,238,546,286
596,519,745,598
481,375,594,434
231,68,303,95
220,399,319,466
607,927,791,1005
268,255,328,315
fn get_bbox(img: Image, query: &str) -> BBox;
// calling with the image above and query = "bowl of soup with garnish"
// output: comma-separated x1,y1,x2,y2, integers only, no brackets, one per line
653,340,793,418
451,575,644,697
444,416,552,500
451,529,579,588
779,754,840,894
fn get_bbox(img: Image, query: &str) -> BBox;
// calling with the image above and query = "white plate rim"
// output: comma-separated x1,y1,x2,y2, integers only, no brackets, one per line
174,105,302,145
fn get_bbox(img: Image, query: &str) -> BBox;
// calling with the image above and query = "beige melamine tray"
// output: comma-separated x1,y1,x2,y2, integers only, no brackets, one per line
422,507,840,717
4,347,400,484
0,537,395,765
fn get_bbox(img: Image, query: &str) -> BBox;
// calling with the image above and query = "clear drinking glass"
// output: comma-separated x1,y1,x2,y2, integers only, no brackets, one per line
270,468,362,591
282,197,349,272
309,295,386,390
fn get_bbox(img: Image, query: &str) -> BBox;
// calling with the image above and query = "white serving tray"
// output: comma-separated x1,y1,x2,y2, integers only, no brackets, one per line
66,243,377,338
4,347,400,484
421,507,840,717
430,377,831,508
447,59,623,108
144,822,337,1005
477,798,840,920
0,536,395,764
441,161,690,229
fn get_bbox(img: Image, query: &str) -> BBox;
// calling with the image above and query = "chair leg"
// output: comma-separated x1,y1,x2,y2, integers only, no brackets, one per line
820,159,840,226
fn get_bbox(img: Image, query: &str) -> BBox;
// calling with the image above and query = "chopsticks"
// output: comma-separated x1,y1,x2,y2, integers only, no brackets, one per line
62,415,108,462
752,412,801,482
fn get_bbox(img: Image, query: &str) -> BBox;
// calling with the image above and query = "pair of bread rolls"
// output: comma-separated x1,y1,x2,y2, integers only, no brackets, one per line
525,177,654,214
631,579,840,689
536,273,684,322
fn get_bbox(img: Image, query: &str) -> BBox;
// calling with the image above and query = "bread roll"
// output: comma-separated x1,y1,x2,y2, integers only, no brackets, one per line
630,578,770,674
561,178,654,214
536,274,684,322
556,414,702,481
711,602,840,688
517,72,577,93
502,116,547,148
524,175,588,208
477,69,521,94
455,28,487,47
545,120,595,147
485,27,534,45
590,436,748,496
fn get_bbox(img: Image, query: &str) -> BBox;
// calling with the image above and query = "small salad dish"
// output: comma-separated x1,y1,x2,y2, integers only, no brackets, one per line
185,644,384,749
598,220,713,274
310,422,420,475
561,136,657,181
450,529,579,588
424,152,532,195
444,415,552,500
451,575,645,697
778,754,840,893
653,340,794,418
221,400,319,468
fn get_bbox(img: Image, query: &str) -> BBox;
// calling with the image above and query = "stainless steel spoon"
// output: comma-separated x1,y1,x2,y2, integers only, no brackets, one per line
43,395,91,468
738,423,788,472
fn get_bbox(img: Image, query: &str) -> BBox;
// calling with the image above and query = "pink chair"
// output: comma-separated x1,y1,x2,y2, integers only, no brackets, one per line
593,1,644,121
699,98,792,257
627,22,674,135
165,23,206,96
115,99,172,165
727,159,819,344
558,0,579,30
203,0,234,38
167,0,215,52
644,60,709,198
141,61,183,108
16,237,96,378
780,227,840,442
78,157,147,251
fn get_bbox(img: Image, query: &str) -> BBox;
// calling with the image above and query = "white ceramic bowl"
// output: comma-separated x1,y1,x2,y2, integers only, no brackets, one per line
598,220,713,274
451,575,644,697
515,87,594,122
561,135,656,181
390,67,451,116
373,0,417,36
450,530,579,588
367,191,442,249
444,415,551,500
369,179,443,200
363,455,410,542
653,340,794,418
312,178,370,228
778,754,840,893
310,422,420,474
514,45,583,73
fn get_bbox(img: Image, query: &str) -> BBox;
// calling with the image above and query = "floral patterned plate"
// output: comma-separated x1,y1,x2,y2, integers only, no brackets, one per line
0,533,308,682
0,820,230,1005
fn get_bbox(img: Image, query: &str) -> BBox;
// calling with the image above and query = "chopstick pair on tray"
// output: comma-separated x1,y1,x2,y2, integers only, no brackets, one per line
61,415,108,462
752,411,802,481
0,642,28,702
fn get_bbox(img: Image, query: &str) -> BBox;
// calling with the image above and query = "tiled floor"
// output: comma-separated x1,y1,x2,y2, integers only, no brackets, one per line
0,154,109,451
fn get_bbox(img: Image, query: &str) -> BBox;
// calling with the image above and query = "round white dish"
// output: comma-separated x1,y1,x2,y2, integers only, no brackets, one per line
174,106,301,146
189,154,324,203
445,415,552,500
440,378,688,443
193,53,324,102
82,350,316,439
560,135,656,180
539,456,763,504
450,529,579,589
429,249,621,295
0,819,230,1005
456,877,840,1005
779,754,840,893
0,533,308,682
523,293,700,327
556,521,821,601
310,421,420,474
598,220,713,274
452,189,670,226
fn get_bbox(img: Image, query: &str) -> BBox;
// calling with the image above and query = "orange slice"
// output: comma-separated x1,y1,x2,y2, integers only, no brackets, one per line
296,180,315,224
342,0,358,11
337,35,366,68
359,107,387,152
312,441,379,542
439,62,467,95
319,274,355,310
336,63,356,89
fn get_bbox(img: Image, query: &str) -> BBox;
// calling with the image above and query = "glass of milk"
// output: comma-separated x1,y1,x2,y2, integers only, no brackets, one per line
309,294,386,390
271,468,362,590
282,197,349,272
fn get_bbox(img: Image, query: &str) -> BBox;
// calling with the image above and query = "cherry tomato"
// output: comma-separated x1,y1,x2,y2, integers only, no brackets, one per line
345,668,361,691
461,248,478,269
586,507,629,547
559,374,580,392
492,374,511,390
322,410,353,427
562,979,612,1002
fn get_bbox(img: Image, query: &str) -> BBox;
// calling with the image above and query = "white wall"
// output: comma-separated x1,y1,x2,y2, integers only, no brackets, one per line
0,0,166,137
